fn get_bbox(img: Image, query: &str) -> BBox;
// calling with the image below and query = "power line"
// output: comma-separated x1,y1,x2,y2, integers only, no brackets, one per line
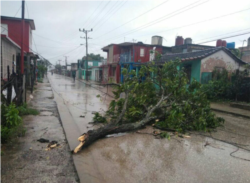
94,0,170,39
102,0,209,42
25,2,30,18
35,44,80,48
48,46,83,59
14,6,21,17
33,33,79,45
197,32,250,44
1,25,83,63
84,1,104,28
95,0,128,32
88,28,250,55
92,0,122,29
92,6,250,50
136,7,250,39
88,0,111,28
194,28,250,43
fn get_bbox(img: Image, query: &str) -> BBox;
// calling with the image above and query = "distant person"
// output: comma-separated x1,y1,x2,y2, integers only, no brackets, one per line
51,71,53,75
72,71,76,82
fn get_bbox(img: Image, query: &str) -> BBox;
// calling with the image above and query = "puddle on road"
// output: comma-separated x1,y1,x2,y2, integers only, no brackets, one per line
58,84,76,86
39,111,53,116
106,133,128,138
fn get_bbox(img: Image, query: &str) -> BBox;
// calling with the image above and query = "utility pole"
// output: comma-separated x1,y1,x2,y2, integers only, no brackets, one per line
64,56,68,67
21,0,25,74
240,40,246,59
58,59,62,74
79,28,93,81
64,56,68,78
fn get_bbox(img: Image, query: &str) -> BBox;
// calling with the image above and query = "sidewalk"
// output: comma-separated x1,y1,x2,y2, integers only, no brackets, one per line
1,76,79,183
211,102,250,119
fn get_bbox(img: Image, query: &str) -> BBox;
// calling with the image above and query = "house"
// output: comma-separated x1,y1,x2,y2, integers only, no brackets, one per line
1,16,35,53
1,34,21,79
77,59,102,80
1,16,37,86
238,37,250,63
156,47,246,84
101,36,170,83
90,66,102,82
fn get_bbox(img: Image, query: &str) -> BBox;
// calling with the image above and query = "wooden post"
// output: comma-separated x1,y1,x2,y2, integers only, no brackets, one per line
7,66,12,105
22,74,26,103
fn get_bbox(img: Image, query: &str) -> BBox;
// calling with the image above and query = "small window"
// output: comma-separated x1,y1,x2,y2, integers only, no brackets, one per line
140,48,145,57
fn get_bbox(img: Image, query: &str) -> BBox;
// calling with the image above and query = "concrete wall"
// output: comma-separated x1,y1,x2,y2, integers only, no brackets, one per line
1,39,19,79
241,47,250,63
108,46,114,64
201,50,244,74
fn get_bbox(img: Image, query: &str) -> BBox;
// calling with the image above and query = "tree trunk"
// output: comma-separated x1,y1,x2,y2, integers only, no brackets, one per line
73,116,157,153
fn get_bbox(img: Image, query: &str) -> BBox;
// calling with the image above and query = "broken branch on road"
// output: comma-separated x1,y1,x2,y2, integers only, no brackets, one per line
73,60,224,154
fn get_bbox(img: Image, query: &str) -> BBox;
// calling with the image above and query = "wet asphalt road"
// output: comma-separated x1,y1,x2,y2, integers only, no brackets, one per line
49,73,250,183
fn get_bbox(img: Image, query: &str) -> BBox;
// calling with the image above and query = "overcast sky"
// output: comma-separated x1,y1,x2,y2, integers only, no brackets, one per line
1,0,250,65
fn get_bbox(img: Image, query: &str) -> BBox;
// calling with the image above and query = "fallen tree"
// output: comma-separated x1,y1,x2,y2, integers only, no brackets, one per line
73,60,224,153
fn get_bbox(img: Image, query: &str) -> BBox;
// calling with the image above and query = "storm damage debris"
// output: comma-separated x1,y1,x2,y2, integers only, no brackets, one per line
73,133,88,154
37,138,60,150
37,138,50,143
46,141,60,151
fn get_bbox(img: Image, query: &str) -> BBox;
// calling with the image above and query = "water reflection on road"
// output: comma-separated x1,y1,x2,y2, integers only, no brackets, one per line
49,74,250,183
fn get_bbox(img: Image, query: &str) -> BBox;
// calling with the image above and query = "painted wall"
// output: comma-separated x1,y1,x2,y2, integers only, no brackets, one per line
1,19,31,53
1,24,8,35
181,60,201,82
133,45,162,63
1,39,19,79
90,68,102,82
201,50,245,74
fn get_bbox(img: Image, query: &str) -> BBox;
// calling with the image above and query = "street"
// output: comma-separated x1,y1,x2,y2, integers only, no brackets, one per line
49,74,250,183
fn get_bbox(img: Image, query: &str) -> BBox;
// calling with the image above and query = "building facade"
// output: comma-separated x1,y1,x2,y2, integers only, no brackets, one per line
1,35,21,79
101,36,169,83
158,47,246,84
1,16,35,53
239,37,250,63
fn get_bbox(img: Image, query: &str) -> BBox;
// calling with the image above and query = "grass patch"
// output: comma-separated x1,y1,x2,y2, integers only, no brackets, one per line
1,103,23,143
1,151,4,156
17,103,39,116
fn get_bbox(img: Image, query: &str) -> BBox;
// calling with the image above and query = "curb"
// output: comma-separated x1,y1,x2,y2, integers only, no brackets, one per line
211,108,250,119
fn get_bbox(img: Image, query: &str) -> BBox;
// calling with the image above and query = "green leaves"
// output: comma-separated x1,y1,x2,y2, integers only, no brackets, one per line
93,59,224,133
93,112,107,123
1,103,23,142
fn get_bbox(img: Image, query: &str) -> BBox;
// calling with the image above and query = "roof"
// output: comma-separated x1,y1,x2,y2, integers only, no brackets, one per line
102,42,170,51
1,34,21,50
170,43,214,49
1,16,35,30
158,47,246,64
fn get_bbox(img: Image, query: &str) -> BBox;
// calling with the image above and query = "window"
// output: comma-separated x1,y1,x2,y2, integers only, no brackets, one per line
140,48,145,57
